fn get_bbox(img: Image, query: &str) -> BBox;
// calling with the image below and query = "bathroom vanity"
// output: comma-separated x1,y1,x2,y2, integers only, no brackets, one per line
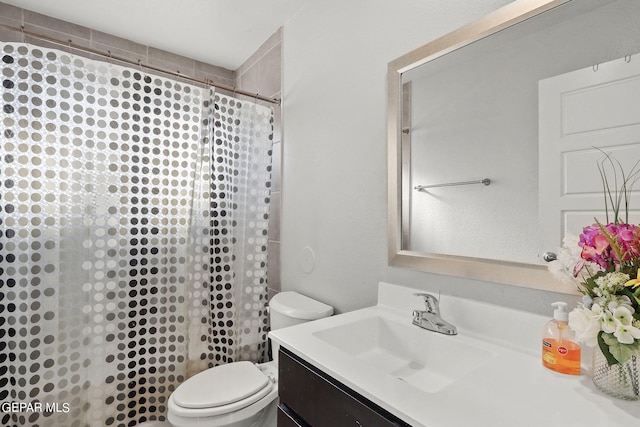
269,282,640,427
278,347,409,427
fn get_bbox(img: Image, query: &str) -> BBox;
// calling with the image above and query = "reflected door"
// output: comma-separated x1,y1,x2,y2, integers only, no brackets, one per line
539,55,640,256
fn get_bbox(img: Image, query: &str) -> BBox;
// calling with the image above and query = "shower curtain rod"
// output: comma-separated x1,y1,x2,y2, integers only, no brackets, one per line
1,23,281,105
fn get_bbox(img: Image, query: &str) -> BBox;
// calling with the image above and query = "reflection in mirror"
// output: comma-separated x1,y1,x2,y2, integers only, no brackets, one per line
388,0,640,292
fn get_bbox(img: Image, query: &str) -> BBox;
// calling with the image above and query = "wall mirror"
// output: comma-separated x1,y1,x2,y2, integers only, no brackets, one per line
387,0,640,293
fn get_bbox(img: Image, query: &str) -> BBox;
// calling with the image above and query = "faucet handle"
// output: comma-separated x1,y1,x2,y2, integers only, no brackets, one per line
414,292,440,314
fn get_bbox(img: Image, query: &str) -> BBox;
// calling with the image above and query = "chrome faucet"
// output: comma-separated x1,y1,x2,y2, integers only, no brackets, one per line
412,293,457,335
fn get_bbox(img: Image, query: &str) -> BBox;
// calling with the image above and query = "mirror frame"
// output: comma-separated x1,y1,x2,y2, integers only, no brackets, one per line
387,0,578,294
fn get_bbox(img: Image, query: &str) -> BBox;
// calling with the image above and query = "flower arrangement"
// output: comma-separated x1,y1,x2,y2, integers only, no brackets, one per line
549,153,640,367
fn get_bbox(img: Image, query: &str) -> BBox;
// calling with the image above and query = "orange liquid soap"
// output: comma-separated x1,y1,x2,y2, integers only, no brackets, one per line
541,302,581,375
542,337,581,375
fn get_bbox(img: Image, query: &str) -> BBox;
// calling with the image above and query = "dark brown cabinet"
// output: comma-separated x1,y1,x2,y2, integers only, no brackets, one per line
278,347,411,427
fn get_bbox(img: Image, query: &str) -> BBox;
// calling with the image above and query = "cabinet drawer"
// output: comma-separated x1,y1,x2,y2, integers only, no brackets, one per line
278,404,308,427
279,347,410,427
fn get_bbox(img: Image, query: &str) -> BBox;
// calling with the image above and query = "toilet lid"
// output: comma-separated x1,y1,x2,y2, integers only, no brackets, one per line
269,291,334,320
173,361,271,409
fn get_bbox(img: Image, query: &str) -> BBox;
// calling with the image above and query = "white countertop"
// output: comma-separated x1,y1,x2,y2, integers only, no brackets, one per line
269,282,640,427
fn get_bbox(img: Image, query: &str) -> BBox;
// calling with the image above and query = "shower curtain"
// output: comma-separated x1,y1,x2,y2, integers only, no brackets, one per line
0,43,273,426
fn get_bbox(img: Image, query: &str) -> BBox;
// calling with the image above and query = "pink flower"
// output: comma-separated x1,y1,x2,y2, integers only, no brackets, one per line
579,224,613,269
578,223,638,269
613,223,638,260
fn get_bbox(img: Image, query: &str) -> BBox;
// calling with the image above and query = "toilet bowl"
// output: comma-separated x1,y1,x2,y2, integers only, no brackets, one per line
167,362,278,427
167,292,333,427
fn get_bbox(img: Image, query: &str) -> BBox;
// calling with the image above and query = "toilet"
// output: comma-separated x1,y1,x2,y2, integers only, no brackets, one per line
167,291,333,427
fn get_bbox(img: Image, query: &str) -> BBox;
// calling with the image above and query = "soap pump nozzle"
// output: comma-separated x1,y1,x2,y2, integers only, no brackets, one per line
551,301,568,322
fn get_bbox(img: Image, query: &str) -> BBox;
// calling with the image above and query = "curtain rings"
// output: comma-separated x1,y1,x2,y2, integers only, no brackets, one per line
136,58,146,79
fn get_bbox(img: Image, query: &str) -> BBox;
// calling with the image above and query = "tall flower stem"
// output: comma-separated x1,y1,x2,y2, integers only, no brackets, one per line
597,150,640,225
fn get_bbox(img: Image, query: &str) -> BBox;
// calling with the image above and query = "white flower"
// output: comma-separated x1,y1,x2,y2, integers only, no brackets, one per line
601,311,617,334
613,323,640,344
613,305,634,326
568,307,601,347
594,272,630,297
591,302,605,318
548,234,587,286
616,295,635,314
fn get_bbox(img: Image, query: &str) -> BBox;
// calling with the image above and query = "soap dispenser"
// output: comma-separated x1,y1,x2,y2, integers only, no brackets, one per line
542,302,581,375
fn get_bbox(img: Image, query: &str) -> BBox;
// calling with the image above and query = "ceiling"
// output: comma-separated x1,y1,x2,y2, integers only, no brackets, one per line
2,0,308,70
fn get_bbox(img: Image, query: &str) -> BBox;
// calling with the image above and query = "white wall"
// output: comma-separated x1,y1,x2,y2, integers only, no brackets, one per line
280,0,580,315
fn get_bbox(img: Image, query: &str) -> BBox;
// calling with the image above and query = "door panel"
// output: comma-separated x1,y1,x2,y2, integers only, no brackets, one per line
539,56,640,256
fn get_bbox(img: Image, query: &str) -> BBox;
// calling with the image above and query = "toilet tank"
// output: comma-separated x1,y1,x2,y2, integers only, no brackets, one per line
269,291,333,331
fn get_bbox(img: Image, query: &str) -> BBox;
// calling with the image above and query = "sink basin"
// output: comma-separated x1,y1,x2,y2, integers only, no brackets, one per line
312,314,496,393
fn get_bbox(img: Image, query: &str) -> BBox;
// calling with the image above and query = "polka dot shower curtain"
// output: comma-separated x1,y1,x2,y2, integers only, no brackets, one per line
0,43,273,426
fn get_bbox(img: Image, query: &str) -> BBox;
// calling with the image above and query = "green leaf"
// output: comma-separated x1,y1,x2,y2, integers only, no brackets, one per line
600,332,640,365
598,332,620,366
582,275,601,295
621,287,640,311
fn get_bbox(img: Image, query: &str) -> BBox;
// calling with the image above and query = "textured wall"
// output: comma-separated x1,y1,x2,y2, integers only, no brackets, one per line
280,0,579,315
235,29,283,299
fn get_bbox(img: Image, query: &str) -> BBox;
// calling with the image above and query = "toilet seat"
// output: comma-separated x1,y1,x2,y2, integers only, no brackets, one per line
170,361,275,418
